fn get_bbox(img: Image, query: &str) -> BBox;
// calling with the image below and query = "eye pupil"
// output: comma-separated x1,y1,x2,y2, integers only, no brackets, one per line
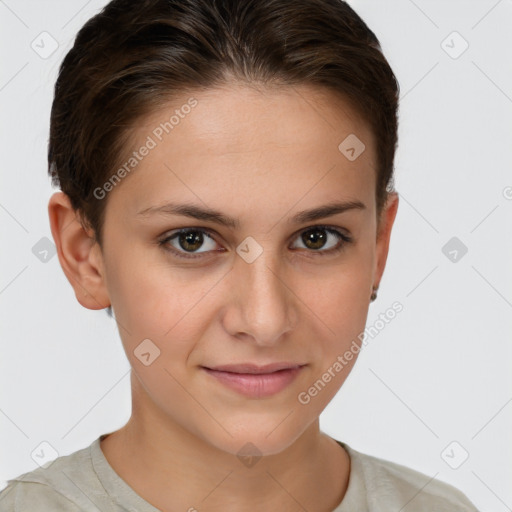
303,228,327,250
180,230,203,251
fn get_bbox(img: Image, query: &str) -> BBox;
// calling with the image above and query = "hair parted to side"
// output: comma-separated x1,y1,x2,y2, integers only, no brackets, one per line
49,0,400,249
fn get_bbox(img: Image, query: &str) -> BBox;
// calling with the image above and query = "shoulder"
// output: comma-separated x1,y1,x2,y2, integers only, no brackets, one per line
0,440,108,512
0,480,82,512
342,443,479,511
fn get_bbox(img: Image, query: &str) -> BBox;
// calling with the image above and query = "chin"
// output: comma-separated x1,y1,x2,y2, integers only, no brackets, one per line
200,419,308,459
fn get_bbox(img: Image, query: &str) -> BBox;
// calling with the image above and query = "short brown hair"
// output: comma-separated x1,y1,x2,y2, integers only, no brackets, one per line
49,0,400,247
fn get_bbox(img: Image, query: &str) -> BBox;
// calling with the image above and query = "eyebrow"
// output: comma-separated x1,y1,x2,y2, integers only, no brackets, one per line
136,199,366,228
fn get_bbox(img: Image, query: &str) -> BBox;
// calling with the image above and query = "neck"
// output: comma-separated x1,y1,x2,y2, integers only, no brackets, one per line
100,373,350,512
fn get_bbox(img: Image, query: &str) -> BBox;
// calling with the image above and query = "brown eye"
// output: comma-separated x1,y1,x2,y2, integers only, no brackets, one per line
159,228,220,259
302,228,328,250
178,230,205,252
291,226,352,255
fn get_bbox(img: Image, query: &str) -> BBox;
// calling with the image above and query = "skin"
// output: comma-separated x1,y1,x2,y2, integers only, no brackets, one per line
48,82,399,512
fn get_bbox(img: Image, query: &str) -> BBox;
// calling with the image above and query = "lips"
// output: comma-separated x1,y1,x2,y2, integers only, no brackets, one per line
201,363,306,398
203,362,306,374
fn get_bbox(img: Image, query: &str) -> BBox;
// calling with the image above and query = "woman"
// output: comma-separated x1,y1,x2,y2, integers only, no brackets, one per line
0,0,479,510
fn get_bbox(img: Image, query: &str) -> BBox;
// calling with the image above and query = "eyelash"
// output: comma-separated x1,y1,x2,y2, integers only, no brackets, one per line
157,225,353,260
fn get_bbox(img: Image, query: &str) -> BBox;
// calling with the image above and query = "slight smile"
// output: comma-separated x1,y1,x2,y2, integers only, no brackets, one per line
201,363,307,399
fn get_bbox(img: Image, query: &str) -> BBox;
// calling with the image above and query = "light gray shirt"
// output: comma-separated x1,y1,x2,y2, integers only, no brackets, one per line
0,435,479,511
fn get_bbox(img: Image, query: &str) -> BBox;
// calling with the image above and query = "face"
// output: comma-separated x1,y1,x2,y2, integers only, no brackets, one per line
77,83,397,456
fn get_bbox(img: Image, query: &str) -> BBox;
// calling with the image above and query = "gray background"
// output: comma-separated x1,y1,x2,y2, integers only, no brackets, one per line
1,1,511,510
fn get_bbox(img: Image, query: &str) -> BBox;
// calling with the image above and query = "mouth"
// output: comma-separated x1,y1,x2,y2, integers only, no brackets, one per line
203,362,306,374
201,363,307,398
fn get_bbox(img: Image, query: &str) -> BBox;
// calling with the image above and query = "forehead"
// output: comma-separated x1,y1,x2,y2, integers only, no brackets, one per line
107,83,377,218
142,82,373,154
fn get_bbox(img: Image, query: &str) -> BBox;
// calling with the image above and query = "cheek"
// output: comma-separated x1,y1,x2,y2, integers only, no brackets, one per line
305,276,370,386
104,246,229,367
294,275,369,415
299,255,374,339
104,246,197,341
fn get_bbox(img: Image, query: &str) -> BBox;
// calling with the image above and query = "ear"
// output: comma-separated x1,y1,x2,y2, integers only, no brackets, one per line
48,191,110,310
373,191,399,292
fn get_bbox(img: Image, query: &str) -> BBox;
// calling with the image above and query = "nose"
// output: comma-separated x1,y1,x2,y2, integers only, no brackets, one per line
221,246,299,347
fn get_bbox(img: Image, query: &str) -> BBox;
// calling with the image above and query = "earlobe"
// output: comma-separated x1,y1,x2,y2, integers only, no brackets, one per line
48,191,111,310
